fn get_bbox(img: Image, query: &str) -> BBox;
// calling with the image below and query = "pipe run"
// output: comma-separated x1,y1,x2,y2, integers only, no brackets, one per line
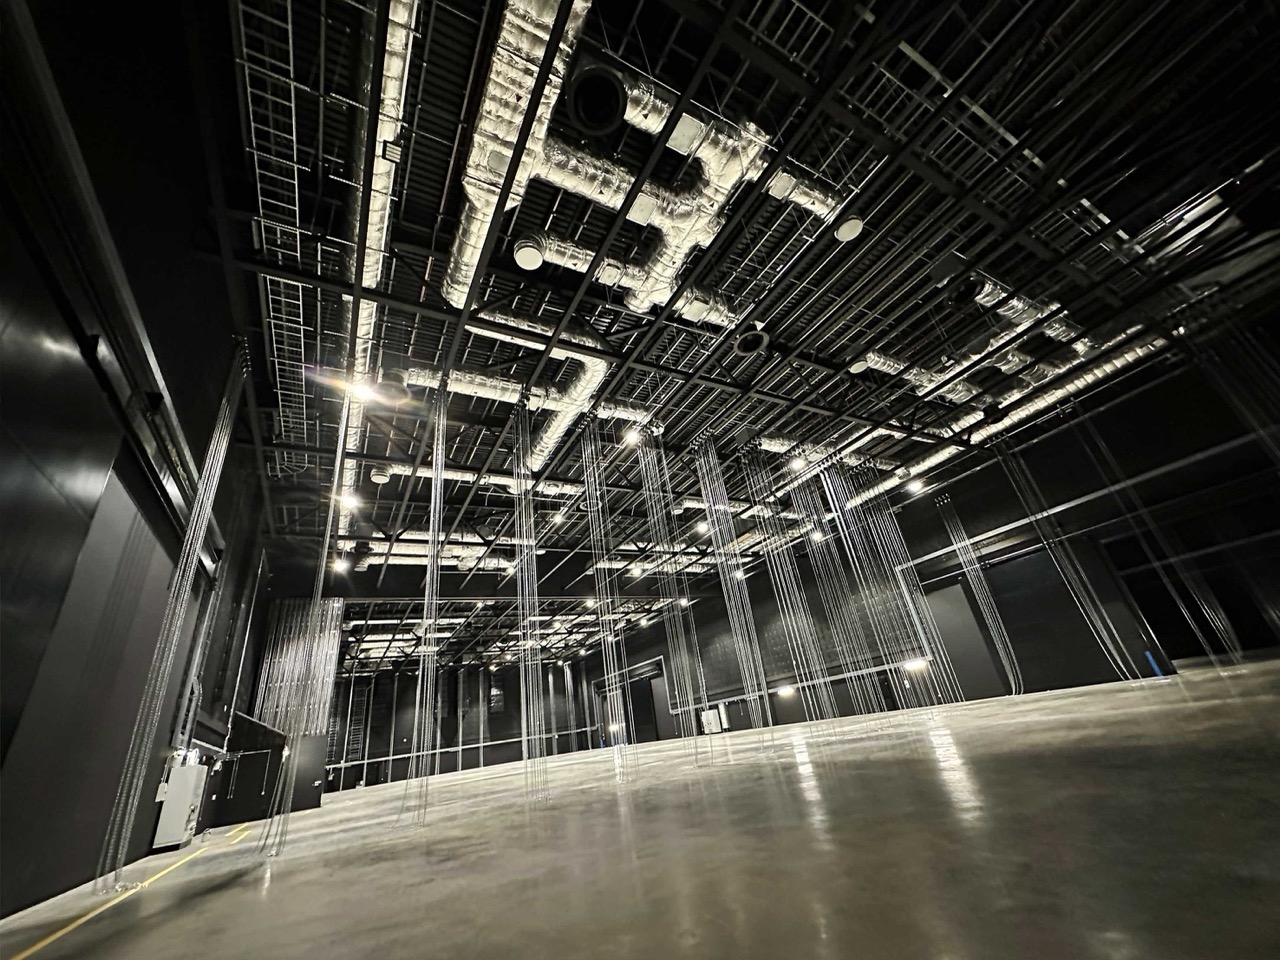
443,0,858,325
844,326,1173,507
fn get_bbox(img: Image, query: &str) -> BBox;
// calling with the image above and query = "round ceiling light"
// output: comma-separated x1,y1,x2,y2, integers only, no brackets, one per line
834,216,865,242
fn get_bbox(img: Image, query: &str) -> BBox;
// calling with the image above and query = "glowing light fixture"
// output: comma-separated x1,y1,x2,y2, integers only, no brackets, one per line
905,479,925,494
678,598,690,607
733,569,747,580
903,658,929,671
551,512,566,525
695,520,710,534
789,456,807,472
348,381,378,403
333,557,351,574
585,598,597,608
777,685,796,697
809,530,824,542
339,492,361,510
623,428,642,446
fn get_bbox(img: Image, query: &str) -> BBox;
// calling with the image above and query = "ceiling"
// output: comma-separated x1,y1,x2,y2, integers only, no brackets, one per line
209,0,1280,672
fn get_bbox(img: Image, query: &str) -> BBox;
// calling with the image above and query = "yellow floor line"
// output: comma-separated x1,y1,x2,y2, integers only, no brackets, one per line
6,825,251,960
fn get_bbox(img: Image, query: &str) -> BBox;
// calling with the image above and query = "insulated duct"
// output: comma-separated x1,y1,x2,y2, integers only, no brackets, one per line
338,0,418,536
436,309,649,471
848,276,1097,407
381,462,583,497
443,0,858,325
844,326,1172,507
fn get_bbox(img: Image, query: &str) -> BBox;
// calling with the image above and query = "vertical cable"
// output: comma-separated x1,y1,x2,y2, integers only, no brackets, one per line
98,347,246,888
513,401,549,801
582,418,636,780
694,442,772,730
743,448,838,722
937,495,1024,694
637,433,712,753
792,479,887,715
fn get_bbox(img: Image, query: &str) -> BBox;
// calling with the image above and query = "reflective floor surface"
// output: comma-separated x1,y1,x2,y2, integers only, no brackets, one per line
3,660,1279,959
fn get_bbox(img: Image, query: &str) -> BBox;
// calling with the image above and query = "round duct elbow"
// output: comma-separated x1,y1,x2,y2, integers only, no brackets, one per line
566,64,626,137
733,328,770,357
369,466,392,485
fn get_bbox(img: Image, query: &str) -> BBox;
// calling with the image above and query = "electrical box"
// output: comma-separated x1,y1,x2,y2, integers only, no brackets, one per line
154,763,208,850
700,709,723,734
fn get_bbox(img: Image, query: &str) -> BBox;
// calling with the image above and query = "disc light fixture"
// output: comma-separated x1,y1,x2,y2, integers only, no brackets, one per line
903,658,929,671
695,520,710,534
333,557,351,574
905,479,925,494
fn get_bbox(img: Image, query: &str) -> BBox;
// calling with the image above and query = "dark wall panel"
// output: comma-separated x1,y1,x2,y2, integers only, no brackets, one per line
0,207,121,759
984,551,1127,692
0,473,184,916
27,0,236,457
926,581,1008,700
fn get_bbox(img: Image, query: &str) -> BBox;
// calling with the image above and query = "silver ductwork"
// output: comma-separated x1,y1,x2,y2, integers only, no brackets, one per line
411,308,651,471
843,326,1173,507
848,278,1097,406
757,435,899,473
382,462,584,497
440,0,593,305
444,0,858,325
339,0,419,536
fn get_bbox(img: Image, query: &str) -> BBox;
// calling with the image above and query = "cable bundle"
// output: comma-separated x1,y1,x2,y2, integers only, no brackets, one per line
743,449,837,723
582,419,636,779
637,434,710,746
694,443,771,729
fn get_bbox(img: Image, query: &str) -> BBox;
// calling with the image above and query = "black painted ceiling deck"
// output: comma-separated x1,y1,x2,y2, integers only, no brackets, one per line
218,0,1280,671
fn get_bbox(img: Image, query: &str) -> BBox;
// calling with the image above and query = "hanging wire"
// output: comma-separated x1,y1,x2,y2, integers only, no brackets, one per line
97,349,246,889
582,419,637,780
936,495,1024,694
694,442,772,730
743,448,838,723
513,401,550,802
792,479,887,715
998,443,1140,680
402,384,450,821
1072,410,1242,666
637,432,713,755
822,462,964,709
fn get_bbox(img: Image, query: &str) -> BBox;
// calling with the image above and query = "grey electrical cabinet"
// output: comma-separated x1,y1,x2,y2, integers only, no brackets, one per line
153,764,208,850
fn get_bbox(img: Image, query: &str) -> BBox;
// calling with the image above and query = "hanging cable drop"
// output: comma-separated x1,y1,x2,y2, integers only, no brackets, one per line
743,448,838,723
402,384,450,820
1074,412,1241,667
791,479,886,716
822,463,964,709
513,400,550,801
97,347,246,889
582,419,636,780
936,495,1024,695
694,442,772,730
998,443,1139,680
637,431,711,752
261,380,357,855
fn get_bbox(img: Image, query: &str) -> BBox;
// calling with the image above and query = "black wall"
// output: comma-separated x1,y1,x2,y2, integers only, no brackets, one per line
0,470,194,916
0,208,123,760
0,3,268,916
323,660,598,792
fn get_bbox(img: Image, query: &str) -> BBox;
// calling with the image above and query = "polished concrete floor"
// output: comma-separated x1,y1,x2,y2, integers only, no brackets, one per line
4,661,1280,960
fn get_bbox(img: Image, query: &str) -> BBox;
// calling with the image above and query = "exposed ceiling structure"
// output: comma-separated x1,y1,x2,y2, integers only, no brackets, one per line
222,0,1280,673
